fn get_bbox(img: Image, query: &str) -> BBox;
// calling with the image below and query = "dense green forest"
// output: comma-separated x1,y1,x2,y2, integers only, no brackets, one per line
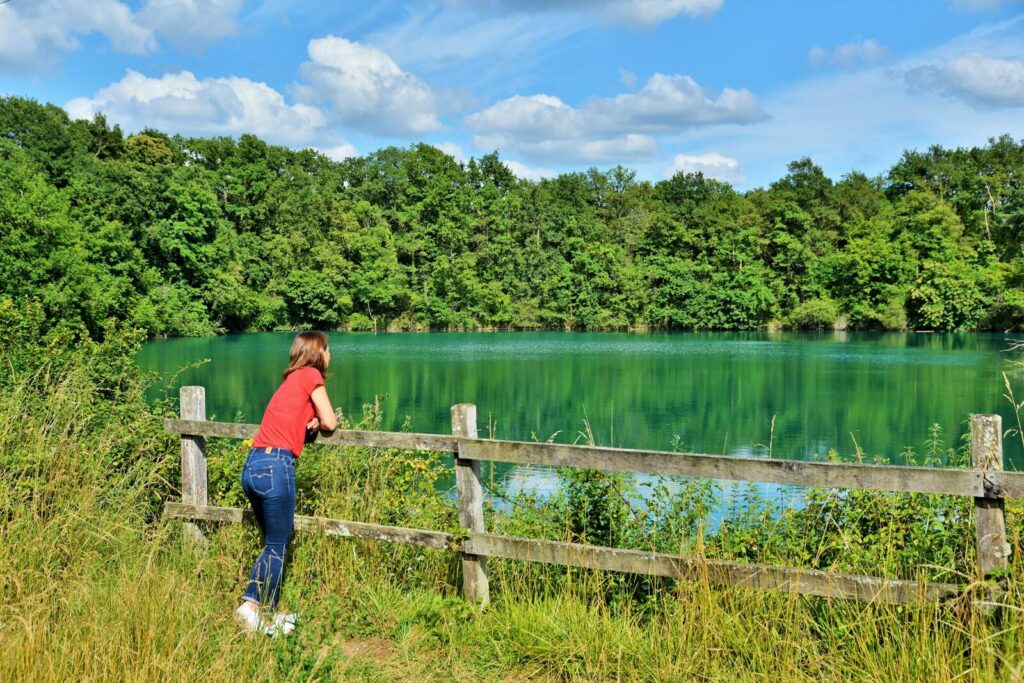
1,95,1022,337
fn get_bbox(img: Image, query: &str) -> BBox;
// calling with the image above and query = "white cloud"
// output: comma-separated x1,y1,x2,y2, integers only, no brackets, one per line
906,52,1024,107
462,0,724,26
0,6,62,72
478,133,657,164
592,74,766,130
319,143,360,161
138,0,245,51
834,39,888,68
64,0,156,53
64,70,348,150
435,141,466,161
663,152,745,184
0,0,247,74
599,0,723,26
668,18,1024,188
809,39,888,69
504,159,557,181
366,0,721,94
292,36,443,136
62,36,442,155
368,5,571,74
468,94,573,142
952,0,1021,11
0,0,155,72
619,68,638,88
465,74,765,163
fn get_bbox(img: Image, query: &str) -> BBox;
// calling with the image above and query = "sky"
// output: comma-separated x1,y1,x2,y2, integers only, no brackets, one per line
2,0,1024,188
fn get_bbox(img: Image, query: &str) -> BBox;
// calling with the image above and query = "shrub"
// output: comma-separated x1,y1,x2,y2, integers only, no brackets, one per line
786,298,839,329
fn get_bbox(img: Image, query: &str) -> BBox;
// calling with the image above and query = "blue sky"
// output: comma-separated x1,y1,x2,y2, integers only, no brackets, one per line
2,0,1024,188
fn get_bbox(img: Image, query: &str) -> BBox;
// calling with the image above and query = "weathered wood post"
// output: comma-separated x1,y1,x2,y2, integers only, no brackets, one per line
452,403,489,606
972,414,1008,578
180,386,209,546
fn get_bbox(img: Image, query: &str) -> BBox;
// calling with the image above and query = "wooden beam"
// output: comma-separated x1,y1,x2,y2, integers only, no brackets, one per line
162,503,961,605
163,419,457,452
163,418,1015,499
178,387,208,547
972,415,1009,577
463,534,961,605
453,403,489,606
983,470,1024,500
460,439,991,498
163,503,455,550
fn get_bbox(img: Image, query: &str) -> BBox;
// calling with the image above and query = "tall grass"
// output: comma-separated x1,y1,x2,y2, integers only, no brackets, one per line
4,348,1024,680
1005,337,1024,454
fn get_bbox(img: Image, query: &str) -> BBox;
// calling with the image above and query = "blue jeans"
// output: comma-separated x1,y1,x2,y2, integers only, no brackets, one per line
240,447,296,609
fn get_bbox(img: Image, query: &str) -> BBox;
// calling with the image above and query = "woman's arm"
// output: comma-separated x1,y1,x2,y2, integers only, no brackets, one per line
310,385,338,432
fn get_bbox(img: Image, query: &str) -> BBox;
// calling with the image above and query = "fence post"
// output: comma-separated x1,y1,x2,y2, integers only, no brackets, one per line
972,414,1008,578
452,403,489,606
180,386,209,547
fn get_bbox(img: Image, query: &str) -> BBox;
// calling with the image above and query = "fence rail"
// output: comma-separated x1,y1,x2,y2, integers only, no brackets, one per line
163,387,1011,606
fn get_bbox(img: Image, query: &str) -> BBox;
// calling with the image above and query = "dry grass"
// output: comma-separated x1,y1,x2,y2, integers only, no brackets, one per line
3,363,1024,682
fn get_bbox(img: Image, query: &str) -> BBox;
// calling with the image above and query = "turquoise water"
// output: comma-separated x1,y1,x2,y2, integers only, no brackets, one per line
137,332,1022,481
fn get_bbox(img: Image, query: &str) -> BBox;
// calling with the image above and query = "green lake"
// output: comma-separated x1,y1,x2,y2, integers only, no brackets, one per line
136,332,1023,485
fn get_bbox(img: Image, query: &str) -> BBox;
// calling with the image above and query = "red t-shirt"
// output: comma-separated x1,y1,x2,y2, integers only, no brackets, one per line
253,366,324,457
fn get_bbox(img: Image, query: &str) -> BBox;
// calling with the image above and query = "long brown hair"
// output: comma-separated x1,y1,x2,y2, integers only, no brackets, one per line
283,331,329,380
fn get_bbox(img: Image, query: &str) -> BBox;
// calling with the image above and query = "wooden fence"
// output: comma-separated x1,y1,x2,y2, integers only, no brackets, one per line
163,386,1017,606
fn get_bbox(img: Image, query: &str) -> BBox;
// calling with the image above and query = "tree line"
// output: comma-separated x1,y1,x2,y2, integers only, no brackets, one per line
1,95,1021,337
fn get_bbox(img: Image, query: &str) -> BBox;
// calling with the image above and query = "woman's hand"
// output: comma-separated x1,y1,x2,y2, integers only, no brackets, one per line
304,416,321,444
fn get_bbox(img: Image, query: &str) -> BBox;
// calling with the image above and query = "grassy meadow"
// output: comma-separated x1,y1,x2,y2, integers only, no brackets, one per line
3,325,1024,681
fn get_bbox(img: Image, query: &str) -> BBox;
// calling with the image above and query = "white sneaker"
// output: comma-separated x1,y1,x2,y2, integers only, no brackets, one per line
270,613,297,635
274,612,298,626
235,603,264,633
235,603,296,637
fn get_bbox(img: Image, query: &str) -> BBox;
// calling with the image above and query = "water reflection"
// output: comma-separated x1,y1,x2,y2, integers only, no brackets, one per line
137,331,1023,498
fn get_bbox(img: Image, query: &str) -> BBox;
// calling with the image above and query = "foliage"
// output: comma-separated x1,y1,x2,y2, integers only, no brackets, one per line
786,297,840,330
2,96,1022,337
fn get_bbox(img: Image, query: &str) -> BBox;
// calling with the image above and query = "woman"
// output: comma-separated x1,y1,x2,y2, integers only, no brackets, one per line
234,331,338,635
